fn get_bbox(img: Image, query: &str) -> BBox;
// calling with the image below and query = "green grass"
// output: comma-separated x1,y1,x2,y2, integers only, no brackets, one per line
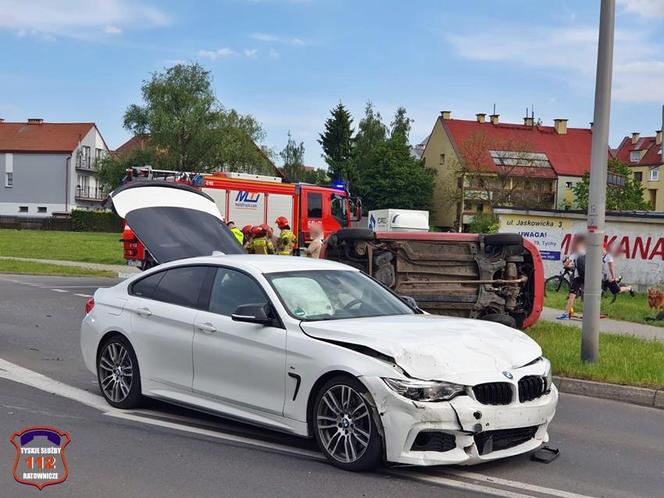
0,259,116,278
527,321,664,389
545,288,664,327
0,229,124,265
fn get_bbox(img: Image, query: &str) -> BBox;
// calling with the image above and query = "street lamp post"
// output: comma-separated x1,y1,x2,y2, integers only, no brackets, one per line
582,0,616,363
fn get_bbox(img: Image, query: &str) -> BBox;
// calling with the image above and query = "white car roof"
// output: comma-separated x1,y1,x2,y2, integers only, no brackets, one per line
152,254,355,275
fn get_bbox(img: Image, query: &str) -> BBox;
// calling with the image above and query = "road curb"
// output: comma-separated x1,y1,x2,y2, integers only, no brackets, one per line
554,376,664,410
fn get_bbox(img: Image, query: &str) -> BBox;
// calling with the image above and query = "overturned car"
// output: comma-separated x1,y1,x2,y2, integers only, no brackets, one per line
324,229,543,329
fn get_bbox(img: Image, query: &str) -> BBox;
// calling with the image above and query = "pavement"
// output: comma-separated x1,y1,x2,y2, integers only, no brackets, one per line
1,274,663,497
0,257,139,278
540,306,664,343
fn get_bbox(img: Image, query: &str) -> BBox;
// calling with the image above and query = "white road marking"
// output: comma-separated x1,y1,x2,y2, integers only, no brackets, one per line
74,293,93,298
0,359,110,412
388,470,535,498
442,470,595,498
50,288,68,293
0,358,589,497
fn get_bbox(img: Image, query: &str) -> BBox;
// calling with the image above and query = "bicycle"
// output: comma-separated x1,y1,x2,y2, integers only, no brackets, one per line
544,268,574,297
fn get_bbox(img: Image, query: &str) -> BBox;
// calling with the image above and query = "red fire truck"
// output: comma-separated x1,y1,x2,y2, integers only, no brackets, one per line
119,167,361,266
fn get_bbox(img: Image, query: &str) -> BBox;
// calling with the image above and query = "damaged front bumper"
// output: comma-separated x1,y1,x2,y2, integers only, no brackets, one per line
362,376,558,466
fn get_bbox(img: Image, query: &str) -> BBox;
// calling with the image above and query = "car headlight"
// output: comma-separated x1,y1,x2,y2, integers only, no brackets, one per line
382,377,466,402
543,357,553,392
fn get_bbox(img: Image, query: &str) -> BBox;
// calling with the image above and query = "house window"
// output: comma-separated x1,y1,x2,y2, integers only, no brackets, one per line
477,203,484,213
18,206,28,213
634,171,643,182
565,181,573,189
4,172,12,187
439,153,446,165
38,206,47,213
463,200,472,211
650,167,659,182
630,150,641,163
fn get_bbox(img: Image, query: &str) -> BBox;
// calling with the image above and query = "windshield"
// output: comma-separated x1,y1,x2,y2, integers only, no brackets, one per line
331,194,348,226
267,270,414,321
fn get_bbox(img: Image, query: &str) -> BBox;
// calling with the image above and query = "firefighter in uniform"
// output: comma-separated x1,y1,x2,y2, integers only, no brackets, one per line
250,224,275,255
275,216,297,256
226,221,244,245
242,225,254,253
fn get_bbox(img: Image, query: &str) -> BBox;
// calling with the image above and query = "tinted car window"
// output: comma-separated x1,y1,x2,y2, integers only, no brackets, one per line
151,266,208,308
131,271,165,299
209,268,268,316
307,192,322,218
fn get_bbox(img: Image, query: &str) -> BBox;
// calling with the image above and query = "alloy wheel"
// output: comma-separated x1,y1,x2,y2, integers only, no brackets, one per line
98,342,133,403
316,384,371,463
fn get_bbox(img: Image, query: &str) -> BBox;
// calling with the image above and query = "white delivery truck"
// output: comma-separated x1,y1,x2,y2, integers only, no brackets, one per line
367,209,429,232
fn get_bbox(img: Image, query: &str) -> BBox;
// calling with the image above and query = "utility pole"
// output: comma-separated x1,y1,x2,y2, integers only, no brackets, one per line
582,0,616,363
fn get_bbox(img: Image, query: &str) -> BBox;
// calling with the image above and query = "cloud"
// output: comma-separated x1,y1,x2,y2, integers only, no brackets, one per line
243,48,258,58
103,25,123,35
251,32,306,46
198,48,239,60
447,26,664,103
618,0,664,18
0,0,170,39
269,48,281,59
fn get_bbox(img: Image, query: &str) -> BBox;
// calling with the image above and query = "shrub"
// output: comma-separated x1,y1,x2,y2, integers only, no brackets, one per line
70,210,123,232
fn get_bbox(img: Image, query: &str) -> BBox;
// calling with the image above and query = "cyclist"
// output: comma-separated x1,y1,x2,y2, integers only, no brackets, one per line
557,234,587,320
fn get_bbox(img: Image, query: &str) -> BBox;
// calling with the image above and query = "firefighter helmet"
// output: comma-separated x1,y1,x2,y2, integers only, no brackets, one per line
275,216,289,228
242,224,253,236
251,225,265,237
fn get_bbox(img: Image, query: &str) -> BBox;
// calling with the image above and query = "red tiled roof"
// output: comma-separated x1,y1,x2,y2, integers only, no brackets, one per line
614,135,663,166
114,134,149,155
0,121,95,153
441,118,593,177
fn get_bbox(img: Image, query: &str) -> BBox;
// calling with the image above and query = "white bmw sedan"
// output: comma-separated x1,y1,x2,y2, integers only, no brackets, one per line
81,254,558,471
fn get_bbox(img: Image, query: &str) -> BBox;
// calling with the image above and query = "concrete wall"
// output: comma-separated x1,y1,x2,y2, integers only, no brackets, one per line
0,152,69,216
496,208,664,288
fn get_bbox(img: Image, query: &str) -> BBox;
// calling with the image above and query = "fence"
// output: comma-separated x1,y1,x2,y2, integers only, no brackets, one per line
495,208,664,288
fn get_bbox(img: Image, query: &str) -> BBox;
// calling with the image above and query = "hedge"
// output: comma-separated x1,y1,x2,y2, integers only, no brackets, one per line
70,210,124,232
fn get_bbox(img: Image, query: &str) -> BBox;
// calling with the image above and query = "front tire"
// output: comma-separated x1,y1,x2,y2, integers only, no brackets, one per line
97,335,143,409
313,376,383,471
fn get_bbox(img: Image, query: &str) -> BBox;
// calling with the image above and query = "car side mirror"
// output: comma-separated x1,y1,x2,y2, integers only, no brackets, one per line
232,303,275,326
399,295,419,311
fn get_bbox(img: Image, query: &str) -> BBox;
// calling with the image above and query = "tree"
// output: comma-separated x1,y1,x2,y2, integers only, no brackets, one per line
96,148,160,192
351,102,388,202
468,213,499,234
280,131,306,181
123,63,274,174
456,132,553,209
359,108,434,211
573,159,651,211
319,103,355,184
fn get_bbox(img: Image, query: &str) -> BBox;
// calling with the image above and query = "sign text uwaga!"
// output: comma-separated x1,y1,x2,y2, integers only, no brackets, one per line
10,426,71,490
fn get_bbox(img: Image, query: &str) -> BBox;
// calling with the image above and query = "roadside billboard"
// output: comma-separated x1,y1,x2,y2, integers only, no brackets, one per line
496,208,664,288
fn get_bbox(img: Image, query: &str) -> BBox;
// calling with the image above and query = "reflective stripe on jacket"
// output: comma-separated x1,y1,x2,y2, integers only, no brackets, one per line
251,237,274,255
277,229,297,255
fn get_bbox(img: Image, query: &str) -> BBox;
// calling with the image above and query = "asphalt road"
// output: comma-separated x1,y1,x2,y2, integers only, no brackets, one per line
1,274,663,498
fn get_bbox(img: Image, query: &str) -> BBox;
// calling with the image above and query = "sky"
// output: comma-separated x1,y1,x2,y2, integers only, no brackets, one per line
0,0,663,168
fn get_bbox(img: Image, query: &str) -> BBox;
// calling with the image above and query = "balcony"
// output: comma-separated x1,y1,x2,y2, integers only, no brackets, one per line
76,157,94,171
75,186,105,201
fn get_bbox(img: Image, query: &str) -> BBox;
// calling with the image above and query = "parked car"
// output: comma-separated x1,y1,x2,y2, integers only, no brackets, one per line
82,184,557,470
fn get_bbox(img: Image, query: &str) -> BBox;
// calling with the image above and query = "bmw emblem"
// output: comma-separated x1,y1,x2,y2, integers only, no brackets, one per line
502,371,514,380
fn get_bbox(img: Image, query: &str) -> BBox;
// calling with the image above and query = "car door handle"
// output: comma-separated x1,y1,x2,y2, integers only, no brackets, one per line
196,322,217,333
134,307,152,317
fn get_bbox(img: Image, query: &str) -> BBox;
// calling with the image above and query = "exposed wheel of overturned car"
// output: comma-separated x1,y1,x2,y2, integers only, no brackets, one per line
313,375,383,471
480,312,518,329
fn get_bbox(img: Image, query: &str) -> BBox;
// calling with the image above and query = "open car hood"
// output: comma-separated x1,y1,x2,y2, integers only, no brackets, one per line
301,314,542,383
109,182,243,264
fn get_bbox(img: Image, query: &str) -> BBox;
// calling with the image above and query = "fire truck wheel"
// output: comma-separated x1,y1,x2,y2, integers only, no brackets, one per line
335,228,375,242
480,313,518,329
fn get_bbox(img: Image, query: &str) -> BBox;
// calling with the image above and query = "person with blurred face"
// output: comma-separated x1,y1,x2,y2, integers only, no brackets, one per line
305,223,324,259
557,233,587,320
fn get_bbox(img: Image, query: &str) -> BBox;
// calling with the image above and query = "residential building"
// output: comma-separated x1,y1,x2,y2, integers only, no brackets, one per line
614,130,664,210
421,111,593,229
0,119,110,216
